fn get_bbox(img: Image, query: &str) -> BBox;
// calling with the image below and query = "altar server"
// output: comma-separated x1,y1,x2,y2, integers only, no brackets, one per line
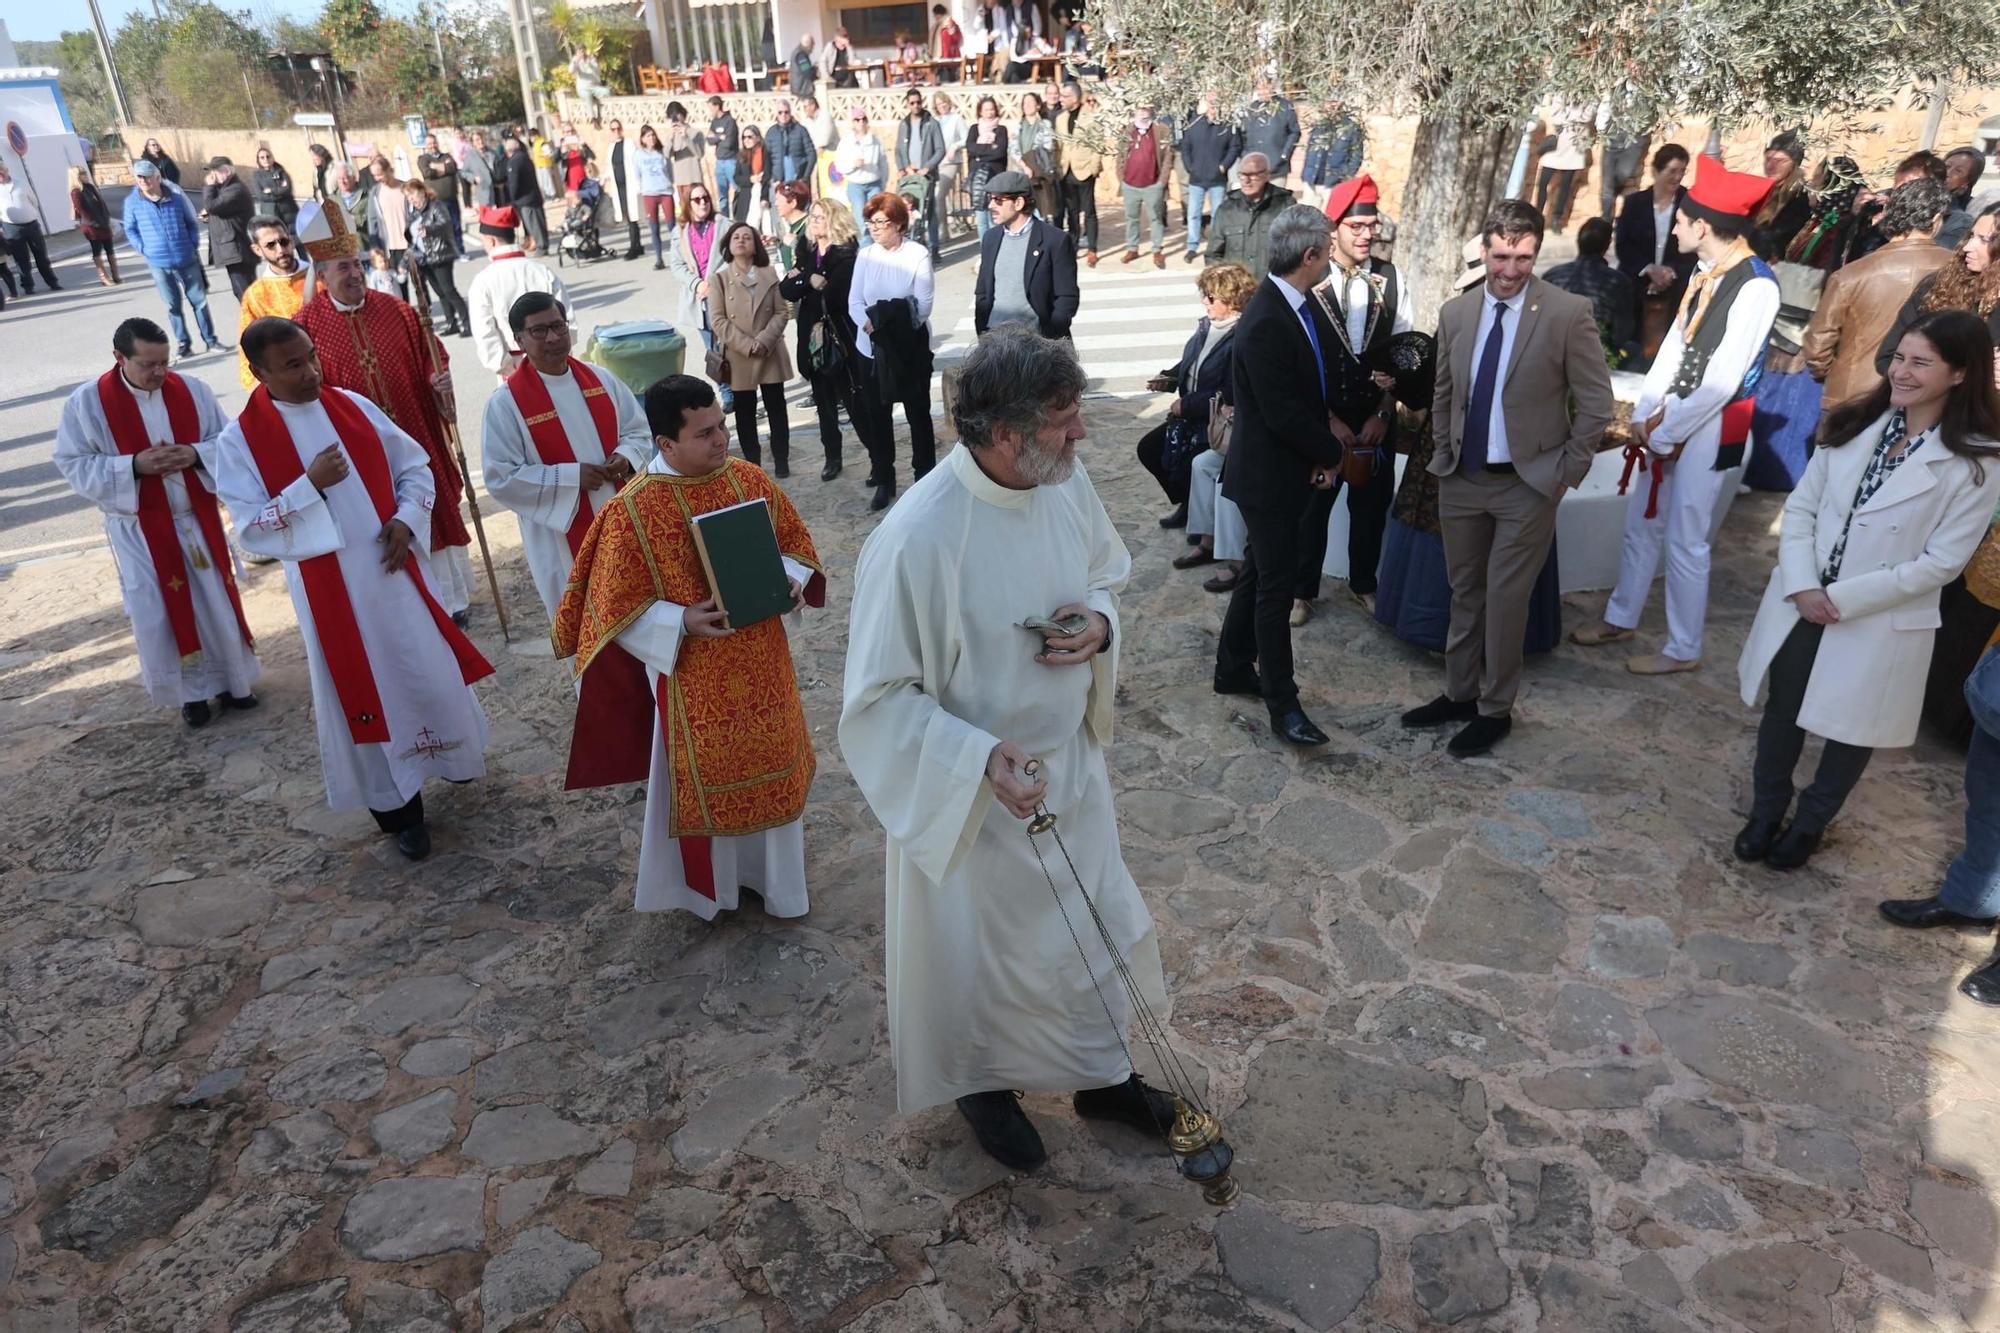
841,326,1177,1172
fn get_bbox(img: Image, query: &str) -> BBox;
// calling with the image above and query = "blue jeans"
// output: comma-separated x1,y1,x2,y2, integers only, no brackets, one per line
149,258,218,349
848,181,877,245
1940,652,2000,916
714,158,737,218
1186,184,1227,253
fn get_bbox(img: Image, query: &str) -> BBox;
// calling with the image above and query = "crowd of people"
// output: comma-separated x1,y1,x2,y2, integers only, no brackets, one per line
26,77,2000,1192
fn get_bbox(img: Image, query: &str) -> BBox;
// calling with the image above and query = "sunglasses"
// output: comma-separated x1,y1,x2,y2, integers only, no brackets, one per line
691,195,712,205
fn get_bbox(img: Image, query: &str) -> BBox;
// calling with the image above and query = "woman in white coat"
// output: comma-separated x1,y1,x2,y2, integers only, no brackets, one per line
1736,309,2000,870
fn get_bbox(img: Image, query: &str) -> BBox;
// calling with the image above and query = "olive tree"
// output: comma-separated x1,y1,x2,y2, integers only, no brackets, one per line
1098,0,2000,322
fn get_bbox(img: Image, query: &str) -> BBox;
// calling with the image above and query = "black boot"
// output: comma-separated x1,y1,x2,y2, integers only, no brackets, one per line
1073,1074,1179,1137
870,481,895,511
181,700,212,728
821,455,842,481
1733,814,1784,862
395,822,433,860
956,1091,1047,1171
1765,824,1823,871
773,449,790,480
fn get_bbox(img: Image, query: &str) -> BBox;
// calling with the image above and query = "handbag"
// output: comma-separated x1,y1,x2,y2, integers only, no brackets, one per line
1208,394,1233,456
704,343,730,382
1965,521,2000,610
806,317,847,376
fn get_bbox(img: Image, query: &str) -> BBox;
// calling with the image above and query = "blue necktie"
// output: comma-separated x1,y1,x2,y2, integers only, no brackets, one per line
1461,300,1507,474
1297,302,1328,402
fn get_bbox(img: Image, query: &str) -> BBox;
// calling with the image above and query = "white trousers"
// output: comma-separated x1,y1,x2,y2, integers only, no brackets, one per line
1188,450,1247,561
1604,430,1732,661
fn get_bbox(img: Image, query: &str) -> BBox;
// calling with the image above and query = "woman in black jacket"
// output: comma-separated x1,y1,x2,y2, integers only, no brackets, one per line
1136,261,1251,525
139,138,180,184
779,195,863,480
1612,143,1695,366
966,96,1009,238
251,146,299,226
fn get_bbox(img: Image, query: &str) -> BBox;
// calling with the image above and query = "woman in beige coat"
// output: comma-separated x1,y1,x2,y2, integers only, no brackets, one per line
1736,309,2000,870
709,220,794,475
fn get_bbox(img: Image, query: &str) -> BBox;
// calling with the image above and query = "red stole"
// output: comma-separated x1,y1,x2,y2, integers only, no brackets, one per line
239,387,493,743
504,357,620,557
96,369,254,661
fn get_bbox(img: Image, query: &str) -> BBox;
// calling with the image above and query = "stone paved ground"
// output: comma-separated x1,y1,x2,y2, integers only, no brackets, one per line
3,398,1998,1333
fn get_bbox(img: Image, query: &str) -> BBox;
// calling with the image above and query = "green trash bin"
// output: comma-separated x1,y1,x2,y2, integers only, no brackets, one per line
579,320,686,394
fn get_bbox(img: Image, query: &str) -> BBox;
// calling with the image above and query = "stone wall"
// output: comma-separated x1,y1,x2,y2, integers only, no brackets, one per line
114,124,453,184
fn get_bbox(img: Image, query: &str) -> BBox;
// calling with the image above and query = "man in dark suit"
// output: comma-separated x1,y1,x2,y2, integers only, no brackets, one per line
1406,199,1614,756
1213,204,1346,747
974,171,1081,340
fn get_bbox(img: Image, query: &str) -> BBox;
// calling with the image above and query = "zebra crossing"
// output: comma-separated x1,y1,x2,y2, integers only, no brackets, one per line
933,253,1208,398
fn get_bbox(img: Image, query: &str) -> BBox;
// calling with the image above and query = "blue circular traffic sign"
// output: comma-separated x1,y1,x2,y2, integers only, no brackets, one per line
5,122,26,156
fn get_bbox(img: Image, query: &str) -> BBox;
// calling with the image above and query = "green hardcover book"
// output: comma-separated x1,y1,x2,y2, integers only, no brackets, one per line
690,498,793,629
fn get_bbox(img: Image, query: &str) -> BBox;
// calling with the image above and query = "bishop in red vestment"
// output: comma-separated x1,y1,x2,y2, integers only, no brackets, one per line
296,251,477,620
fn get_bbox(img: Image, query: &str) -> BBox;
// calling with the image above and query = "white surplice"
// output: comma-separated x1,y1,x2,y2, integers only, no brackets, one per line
212,388,489,812
53,372,261,707
480,366,654,622
840,445,1164,1114
465,250,571,379
608,451,812,920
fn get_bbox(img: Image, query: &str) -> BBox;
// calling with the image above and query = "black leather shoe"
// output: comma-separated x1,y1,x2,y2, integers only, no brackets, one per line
869,483,895,512
1212,671,1263,697
1074,1074,1179,1137
1158,503,1188,529
1172,548,1215,569
182,700,212,728
395,823,433,861
1764,824,1822,871
221,692,259,711
956,1091,1047,1171
1446,713,1511,757
774,458,791,479
1880,896,1999,930
1271,709,1330,746
821,460,842,481
450,610,471,628
1401,694,1478,728
1733,815,1783,863
1961,950,2000,1006
1202,570,1240,593
863,471,887,487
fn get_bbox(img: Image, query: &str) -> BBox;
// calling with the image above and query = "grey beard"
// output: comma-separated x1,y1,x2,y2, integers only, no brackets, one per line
1016,441,1076,486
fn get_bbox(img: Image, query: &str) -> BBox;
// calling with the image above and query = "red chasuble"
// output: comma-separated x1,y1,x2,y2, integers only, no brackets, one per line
504,356,619,557
552,460,826,896
296,291,472,551
239,386,493,743
96,368,254,662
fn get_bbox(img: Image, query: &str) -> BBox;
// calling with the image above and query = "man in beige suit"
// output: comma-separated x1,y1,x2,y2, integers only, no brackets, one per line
1800,177,1952,410
1403,199,1615,756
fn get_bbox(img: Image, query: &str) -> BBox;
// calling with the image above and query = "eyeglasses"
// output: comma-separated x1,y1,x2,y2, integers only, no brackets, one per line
866,216,897,229
1339,219,1380,233
691,195,712,205
261,236,295,249
521,320,574,341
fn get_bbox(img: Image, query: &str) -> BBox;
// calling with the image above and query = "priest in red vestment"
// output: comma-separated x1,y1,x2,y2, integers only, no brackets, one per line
553,374,826,919
214,316,494,861
295,215,477,624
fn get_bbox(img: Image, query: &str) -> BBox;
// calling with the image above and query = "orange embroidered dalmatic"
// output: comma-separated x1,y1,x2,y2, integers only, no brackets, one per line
553,457,826,839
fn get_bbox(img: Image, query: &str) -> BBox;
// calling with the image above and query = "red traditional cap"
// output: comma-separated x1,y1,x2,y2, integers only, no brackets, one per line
1322,173,1380,223
1682,154,1775,223
478,204,520,238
